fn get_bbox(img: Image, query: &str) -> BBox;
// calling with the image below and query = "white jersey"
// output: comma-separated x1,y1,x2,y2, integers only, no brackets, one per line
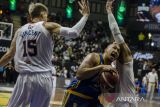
147,72,158,83
114,60,137,106
14,21,55,73
116,60,135,96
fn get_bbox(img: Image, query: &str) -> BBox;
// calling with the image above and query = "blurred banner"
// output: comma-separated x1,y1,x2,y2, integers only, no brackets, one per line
0,22,13,57
0,40,11,57
128,22,160,32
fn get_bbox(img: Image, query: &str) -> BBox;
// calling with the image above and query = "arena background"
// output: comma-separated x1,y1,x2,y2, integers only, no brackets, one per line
0,0,160,107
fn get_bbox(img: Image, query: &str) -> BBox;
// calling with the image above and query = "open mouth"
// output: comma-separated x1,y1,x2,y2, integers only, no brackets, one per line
111,52,117,60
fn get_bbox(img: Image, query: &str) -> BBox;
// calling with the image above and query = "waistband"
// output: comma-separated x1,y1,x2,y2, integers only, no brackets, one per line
66,90,93,100
149,82,155,84
19,71,52,75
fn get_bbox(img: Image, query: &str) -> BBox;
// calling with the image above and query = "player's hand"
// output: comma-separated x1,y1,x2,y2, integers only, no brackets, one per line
101,65,117,74
106,0,114,13
78,0,90,16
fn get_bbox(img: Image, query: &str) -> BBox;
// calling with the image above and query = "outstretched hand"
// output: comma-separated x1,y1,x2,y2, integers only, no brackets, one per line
106,0,114,13
78,0,90,16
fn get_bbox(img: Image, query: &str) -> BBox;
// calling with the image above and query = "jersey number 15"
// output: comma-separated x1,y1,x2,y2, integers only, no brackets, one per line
23,40,37,57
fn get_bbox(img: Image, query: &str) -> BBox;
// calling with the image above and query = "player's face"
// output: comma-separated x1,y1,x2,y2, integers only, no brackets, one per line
106,43,120,61
152,68,156,73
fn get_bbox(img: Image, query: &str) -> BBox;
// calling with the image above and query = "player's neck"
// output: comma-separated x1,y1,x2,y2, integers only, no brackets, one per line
31,18,43,23
103,54,111,64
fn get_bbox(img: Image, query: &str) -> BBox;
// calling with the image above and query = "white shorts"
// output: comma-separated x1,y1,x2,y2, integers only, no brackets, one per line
7,72,53,107
50,76,57,101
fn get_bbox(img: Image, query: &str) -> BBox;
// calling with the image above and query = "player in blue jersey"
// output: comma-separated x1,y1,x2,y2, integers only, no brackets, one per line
62,43,120,107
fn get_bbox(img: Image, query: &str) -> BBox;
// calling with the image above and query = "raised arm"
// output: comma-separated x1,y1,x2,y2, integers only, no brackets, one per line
44,0,90,39
0,29,20,66
106,0,132,63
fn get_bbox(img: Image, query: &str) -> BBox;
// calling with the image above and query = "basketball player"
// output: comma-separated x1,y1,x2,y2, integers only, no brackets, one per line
106,0,137,107
61,42,120,107
0,0,90,107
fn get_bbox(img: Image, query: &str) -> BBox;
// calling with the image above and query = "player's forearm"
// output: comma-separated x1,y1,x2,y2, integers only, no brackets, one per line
0,52,14,66
76,65,103,80
108,12,132,62
60,16,88,39
108,12,124,44
72,15,88,34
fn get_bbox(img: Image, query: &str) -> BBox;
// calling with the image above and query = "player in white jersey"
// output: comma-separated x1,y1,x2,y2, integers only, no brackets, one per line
0,0,90,107
106,1,137,107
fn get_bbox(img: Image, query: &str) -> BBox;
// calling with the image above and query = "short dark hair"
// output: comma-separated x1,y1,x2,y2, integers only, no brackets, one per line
104,42,119,52
28,3,48,19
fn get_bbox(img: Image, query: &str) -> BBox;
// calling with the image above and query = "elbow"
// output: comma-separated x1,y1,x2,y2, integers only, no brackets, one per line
69,30,79,38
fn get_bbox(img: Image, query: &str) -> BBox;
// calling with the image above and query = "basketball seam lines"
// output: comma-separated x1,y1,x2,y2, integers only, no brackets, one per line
102,72,114,88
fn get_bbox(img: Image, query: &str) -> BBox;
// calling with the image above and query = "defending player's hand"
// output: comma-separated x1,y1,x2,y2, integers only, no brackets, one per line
78,0,90,16
106,0,114,13
101,65,117,74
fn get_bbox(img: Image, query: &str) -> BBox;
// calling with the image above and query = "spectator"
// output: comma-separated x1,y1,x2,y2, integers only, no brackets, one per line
146,68,159,100
138,32,145,50
141,74,148,95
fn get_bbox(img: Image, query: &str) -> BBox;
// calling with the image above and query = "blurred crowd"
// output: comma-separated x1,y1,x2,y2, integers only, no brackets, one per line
48,13,111,78
134,58,160,100
52,21,111,78
0,9,12,23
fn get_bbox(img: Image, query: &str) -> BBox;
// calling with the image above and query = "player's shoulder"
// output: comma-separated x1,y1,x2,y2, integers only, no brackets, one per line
19,23,31,31
155,72,158,76
22,23,30,27
43,22,61,29
86,53,100,64
87,52,99,58
14,27,22,36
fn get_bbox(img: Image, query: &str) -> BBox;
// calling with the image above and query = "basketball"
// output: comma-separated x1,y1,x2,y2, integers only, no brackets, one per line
99,69,119,91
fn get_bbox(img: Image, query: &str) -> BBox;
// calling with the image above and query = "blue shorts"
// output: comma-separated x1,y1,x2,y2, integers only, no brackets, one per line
62,90,103,107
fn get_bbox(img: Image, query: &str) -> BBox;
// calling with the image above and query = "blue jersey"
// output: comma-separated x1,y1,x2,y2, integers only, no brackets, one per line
67,53,104,100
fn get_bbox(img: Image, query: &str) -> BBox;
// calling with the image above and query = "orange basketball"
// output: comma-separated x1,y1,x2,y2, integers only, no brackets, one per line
99,69,119,91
